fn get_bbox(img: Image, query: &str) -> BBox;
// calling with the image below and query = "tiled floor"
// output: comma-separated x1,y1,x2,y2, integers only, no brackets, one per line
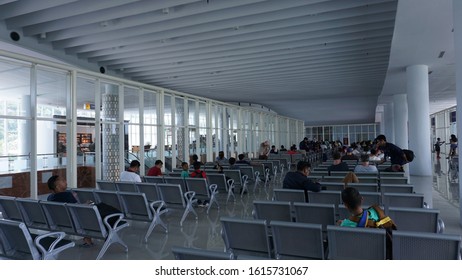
57,157,462,260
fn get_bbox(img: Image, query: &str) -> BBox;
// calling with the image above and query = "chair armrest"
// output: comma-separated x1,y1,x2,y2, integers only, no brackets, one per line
34,231,75,256
103,213,126,229
150,200,168,215
184,191,197,204
437,218,445,234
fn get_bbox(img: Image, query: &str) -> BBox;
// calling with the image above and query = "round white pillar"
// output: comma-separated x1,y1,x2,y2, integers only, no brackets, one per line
393,94,409,149
407,65,432,176
453,0,462,226
384,102,395,143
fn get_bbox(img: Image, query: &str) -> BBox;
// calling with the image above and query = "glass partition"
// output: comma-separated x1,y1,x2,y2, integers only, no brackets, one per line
76,76,97,188
143,90,158,166
198,102,207,157
0,51,304,198
124,86,140,168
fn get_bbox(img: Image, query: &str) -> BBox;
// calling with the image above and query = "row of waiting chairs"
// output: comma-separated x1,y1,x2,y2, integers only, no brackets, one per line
99,171,255,204
218,217,461,260
252,200,443,234
75,185,205,225
167,167,269,190
97,179,220,210
308,174,408,186
0,195,128,260
319,182,414,193
273,188,426,209
0,219,75,260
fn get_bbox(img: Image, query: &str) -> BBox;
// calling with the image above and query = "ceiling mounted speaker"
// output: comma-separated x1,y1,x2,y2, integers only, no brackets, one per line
10,32,20,41
99,67,106,74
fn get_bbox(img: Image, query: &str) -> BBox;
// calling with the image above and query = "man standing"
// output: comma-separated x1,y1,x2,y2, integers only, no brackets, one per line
434,137,444,159
376,135,407,172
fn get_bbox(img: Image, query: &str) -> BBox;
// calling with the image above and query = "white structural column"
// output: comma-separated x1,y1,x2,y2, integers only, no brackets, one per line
406,65,432,176
383,102,395,143
393,94,409,149
453,0,462,226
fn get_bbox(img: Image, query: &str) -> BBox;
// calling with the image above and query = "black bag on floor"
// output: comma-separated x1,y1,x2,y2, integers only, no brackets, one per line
95,202,122,227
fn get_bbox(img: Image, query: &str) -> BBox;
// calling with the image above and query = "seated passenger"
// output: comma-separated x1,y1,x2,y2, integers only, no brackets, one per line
327,152,349,175
190,161,207,178
337,187,380,227
368,148,382,162
338,187,397,259
189,162,208,206
147,160,163,176
283,161,321,201
228,157,239,170
341,147,359,162
236,154,251,165
269,145,278,154
215,151,228,166
180,162,190,178
354,154,378,173
47,175,121,247
287,144,298,155
342,171,359,188
120,160,142,182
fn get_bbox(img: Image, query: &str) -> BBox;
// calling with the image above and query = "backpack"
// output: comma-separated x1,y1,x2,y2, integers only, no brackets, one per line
349,204,397,259
191,170,206,178
402,149,414,162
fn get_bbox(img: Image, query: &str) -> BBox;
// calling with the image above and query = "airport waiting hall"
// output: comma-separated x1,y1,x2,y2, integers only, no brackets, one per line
0,0,462,260
1,151,460,260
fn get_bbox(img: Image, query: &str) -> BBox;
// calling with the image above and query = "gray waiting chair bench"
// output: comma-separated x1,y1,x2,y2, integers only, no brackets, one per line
171,246,233,260
72,188,98,204
272,188,306,203
156,183,198,226
387,207,442,233
252,200,292,222
326,225,386,260
293,202,336,233
393,231,461,260
135,182,162,202
220,217,272,259
0,195,23,222
66,203,129,260
270,221,325,260
96,180,117,191
0,219,75,260
115,181,138,192
15,198,50,230
383,192,425,208
118,192,168,242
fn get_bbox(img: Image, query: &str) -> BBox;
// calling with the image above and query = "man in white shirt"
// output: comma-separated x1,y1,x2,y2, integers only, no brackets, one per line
354,154,378,173
120,160,142,182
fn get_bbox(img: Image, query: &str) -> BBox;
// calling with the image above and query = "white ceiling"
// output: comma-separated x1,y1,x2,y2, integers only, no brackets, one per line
0,0,456,126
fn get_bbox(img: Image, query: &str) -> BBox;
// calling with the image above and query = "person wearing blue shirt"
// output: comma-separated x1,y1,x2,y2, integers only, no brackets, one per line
283,161,321,201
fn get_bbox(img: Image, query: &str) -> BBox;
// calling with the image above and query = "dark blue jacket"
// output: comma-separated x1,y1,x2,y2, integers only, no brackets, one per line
283,171,322,193
380,142,406,165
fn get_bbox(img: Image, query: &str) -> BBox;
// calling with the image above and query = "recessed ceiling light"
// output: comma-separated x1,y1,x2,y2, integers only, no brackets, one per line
438,51,445,58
